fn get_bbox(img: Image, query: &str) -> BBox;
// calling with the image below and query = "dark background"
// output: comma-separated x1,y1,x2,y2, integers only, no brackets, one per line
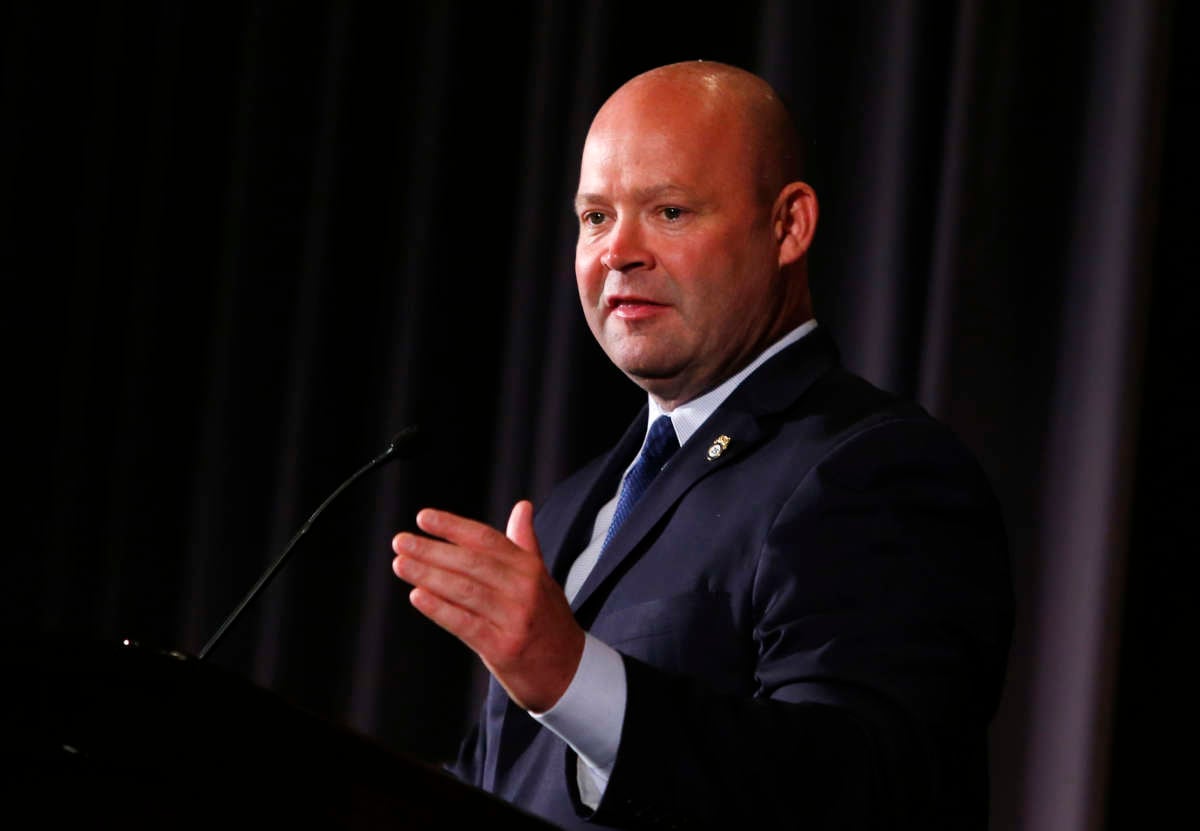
3,3,1193,829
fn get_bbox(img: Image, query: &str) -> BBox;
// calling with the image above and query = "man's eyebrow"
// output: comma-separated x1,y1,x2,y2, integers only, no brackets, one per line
573,193,604,211
573,184,691,210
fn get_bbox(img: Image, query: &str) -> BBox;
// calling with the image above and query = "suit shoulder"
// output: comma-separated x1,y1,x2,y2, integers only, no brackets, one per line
784,368,995,495
800,366,922,429
819,416,1000,507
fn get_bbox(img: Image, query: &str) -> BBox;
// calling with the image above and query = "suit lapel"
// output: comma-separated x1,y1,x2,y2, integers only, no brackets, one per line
568,328,840,614
541,407,650,586
566,409,764,613
492,409,650,779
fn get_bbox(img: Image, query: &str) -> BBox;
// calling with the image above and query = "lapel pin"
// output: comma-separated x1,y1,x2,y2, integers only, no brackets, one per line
706,434,731,461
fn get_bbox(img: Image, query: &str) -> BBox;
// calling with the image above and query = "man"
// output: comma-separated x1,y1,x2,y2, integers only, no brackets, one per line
392,61,1012,829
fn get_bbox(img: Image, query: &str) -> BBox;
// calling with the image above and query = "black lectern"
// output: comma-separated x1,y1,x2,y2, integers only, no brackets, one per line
9,631,559,829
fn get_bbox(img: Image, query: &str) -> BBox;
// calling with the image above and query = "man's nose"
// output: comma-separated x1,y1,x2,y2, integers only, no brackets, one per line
600,218,650,272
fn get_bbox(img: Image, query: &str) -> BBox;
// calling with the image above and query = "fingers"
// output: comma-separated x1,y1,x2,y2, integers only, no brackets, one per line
393,548,493,617
391,501,542,622
390,500,584,712
506,499,538,552
407,585,494,649
392,530,511,590
393,503,541,580
415,508,520,557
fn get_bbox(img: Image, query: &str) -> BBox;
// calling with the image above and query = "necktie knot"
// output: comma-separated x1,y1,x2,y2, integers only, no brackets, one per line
639,414,679,473
601,415,678,554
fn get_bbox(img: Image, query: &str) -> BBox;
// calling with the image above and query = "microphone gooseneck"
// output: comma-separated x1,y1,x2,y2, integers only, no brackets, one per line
197,426,422,660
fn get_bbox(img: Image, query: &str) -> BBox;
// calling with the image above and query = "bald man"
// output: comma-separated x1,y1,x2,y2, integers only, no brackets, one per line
392,61,1012,830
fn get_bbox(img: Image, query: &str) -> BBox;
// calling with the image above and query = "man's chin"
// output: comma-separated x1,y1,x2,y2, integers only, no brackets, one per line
619,366,698,408
616,359,683,386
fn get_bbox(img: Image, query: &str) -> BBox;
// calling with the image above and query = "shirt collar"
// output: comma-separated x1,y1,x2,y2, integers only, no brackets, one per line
647,319,819,447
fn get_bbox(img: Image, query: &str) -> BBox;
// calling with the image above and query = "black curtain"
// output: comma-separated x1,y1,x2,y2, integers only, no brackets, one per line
4,2,1192,829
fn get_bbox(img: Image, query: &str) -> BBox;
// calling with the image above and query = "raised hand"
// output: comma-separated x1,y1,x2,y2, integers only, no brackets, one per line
392,500,586,713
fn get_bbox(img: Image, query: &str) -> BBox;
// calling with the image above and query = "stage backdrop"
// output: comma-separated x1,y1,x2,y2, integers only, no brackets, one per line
4,3,1193,829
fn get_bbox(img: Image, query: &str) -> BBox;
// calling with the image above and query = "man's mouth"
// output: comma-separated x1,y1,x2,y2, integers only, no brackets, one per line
607,295,668,320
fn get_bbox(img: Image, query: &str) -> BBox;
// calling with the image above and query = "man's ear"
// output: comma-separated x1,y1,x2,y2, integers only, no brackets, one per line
774,181,818,267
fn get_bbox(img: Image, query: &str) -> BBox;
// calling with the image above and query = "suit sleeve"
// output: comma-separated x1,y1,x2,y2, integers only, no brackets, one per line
446,716,484,786
581,417,1014,830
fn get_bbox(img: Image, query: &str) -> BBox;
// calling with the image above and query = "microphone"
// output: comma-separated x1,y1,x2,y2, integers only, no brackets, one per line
197,425,422,660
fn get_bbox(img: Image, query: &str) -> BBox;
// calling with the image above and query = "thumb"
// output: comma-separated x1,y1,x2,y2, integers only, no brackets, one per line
505,499,539,553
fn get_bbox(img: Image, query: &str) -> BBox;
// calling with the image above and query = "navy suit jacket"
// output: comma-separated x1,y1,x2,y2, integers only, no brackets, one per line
451,328,1013,830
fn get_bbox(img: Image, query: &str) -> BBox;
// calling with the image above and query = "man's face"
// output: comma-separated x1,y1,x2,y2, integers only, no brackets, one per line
574,82,788,409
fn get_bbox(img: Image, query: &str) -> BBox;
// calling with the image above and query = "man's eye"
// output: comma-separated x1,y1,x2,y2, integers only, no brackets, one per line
661,207,683,221
583,211,606,226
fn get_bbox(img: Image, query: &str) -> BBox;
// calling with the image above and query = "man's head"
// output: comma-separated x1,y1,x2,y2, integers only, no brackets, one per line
574,60,818,410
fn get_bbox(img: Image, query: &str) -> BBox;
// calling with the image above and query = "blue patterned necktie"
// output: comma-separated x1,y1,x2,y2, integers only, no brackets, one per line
601,415,679,554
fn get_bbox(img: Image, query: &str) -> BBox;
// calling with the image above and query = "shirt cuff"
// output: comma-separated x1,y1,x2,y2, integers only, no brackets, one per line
530,632,627,799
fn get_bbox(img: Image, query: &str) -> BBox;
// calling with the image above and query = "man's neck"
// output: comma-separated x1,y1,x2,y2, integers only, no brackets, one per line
648,319,818,447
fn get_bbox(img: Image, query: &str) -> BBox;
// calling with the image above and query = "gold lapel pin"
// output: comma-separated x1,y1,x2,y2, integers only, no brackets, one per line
706,434,731,461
